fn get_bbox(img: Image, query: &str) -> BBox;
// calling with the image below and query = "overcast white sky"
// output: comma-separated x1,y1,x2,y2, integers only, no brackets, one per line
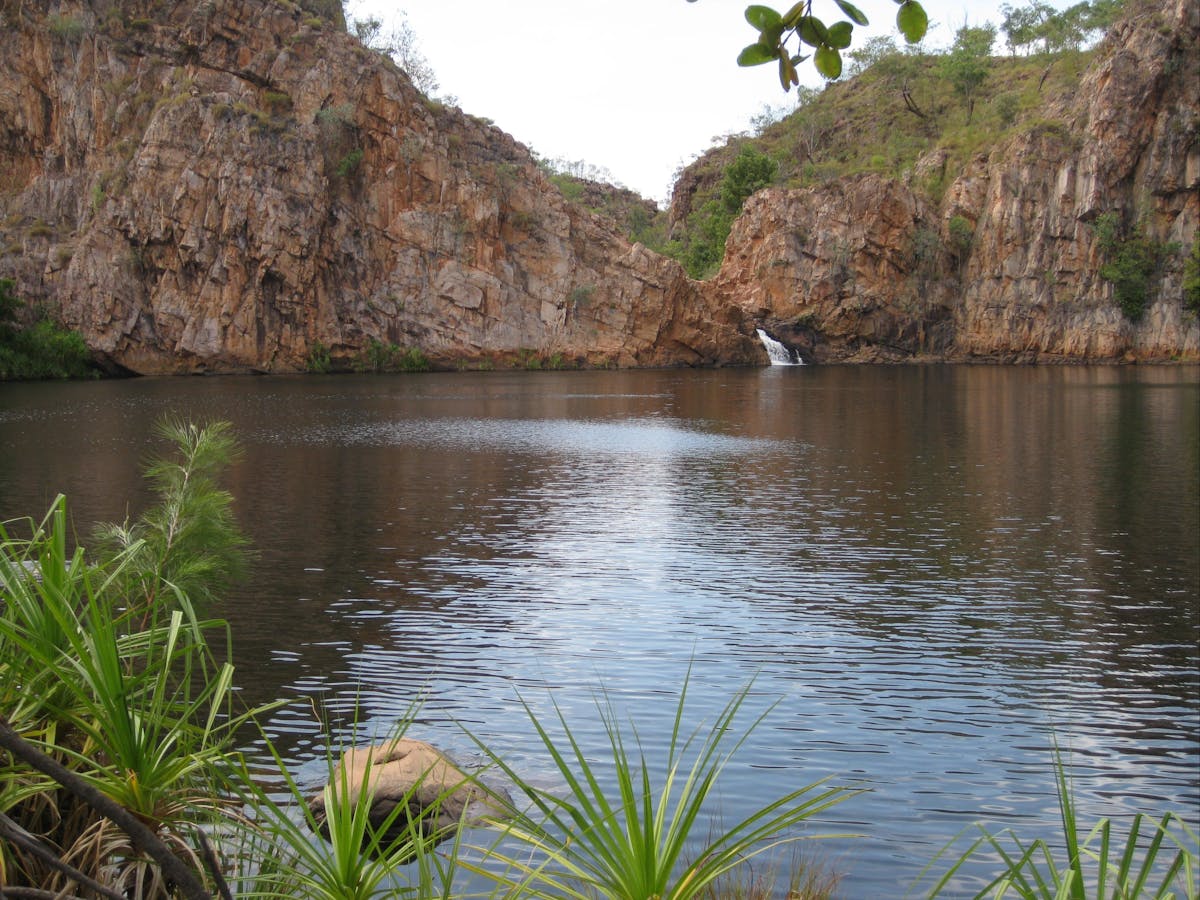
352,0,1006,204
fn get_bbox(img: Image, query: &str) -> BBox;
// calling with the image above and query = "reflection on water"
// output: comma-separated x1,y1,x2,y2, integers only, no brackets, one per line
1,366,1197,896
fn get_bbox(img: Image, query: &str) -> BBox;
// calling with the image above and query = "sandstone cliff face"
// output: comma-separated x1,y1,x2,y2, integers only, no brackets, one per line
0,0,759,373
715,0,1199,362
0,0,1196,372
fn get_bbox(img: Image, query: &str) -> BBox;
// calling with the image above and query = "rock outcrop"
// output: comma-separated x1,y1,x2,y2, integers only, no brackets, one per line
0,0,759,373
712,0,1199,363
0,0,1195,371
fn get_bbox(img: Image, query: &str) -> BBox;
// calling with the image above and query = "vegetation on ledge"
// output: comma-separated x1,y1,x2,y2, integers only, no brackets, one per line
547,0,1146,283
0,278,96,380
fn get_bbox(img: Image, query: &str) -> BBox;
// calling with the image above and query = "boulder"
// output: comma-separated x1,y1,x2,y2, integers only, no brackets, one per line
308,737,510,855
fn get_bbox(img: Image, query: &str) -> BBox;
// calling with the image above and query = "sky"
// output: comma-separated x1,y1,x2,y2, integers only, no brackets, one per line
352,0,1005,205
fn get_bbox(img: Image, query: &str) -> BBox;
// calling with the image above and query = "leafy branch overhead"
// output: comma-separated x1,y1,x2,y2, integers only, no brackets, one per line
705,0,929,86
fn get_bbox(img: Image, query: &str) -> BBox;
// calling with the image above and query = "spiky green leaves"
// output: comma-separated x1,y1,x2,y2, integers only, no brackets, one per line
735,0,927,87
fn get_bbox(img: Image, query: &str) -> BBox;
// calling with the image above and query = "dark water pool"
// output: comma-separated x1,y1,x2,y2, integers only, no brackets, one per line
1,365,1196,896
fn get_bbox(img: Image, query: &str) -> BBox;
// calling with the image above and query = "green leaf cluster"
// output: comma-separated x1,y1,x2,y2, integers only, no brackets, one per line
735,0,927,86
306,338,333,373
1000,0,1121,55
353,338,430,373
94,419,251,615
0,278,96,381
1183,237,1200,314
462,665,857,900
680,146,777,279
1091,212,1175,322
939,24,998,122
334,147,364,177
0,424,267,895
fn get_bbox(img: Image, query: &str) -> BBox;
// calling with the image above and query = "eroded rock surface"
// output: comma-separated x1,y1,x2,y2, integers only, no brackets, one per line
0,0,1195,370
0,0,758,373
712,0,1198,362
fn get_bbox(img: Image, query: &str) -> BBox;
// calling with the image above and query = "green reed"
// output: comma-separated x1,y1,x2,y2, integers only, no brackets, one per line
919,745,1198,899
460,669,857,900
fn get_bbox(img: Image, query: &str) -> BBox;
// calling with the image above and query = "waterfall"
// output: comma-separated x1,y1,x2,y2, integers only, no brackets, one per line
756,329,802,366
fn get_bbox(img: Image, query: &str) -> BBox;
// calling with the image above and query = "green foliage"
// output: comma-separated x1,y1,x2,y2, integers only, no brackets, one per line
263,90,293,115
995,91,1020,127
234,717,473,899
721,145,778,215
921,744,1198,899
464,669,857,900
846,34,898,76
395,345,431,372
46,13,86,40
682,201,735,279
94,419,250,615
353,338,430,373
731,0,928,87
679,146,777,279
334,147,364,177
306,339,333,373
0,279,96,381
1091,212,1172,321
1000,0,1121,55
939,25,997,123
1184,237,1200,313
0,425,269,895
551,173,586,202
947,215,975,263
295,0,346,31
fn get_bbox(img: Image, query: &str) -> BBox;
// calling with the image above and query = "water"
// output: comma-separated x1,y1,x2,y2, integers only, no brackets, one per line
757,328,803,365
1,366,1197,896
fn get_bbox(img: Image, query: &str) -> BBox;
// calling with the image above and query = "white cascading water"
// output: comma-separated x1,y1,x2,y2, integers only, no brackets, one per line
755,328,802,366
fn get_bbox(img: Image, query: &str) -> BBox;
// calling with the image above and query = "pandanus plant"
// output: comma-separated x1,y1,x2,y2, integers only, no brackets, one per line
0,420,260,897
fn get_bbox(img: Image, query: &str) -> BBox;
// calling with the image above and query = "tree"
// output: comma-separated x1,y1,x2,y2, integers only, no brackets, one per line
846,34,899,77
691,0,928,89
1000,0,1054,54
1000,0,1121,55
349,11,440,97
681,147,777,279
938,24,996,123
721,146,777,215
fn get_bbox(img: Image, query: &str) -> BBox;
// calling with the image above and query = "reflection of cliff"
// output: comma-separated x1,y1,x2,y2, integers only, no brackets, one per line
1,0,1196,372
680,367,1200,667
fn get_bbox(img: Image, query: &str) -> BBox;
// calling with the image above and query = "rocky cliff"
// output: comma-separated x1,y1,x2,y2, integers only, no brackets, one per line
712,0,1198,362
0,0,759,373
0,0,1196,373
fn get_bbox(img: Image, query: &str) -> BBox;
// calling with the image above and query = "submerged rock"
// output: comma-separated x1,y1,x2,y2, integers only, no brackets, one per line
308,737,510,855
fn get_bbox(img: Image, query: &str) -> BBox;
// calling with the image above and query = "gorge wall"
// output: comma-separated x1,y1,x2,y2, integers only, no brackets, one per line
0,0,759,373
0,0,1196,373
714,0,1198,363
